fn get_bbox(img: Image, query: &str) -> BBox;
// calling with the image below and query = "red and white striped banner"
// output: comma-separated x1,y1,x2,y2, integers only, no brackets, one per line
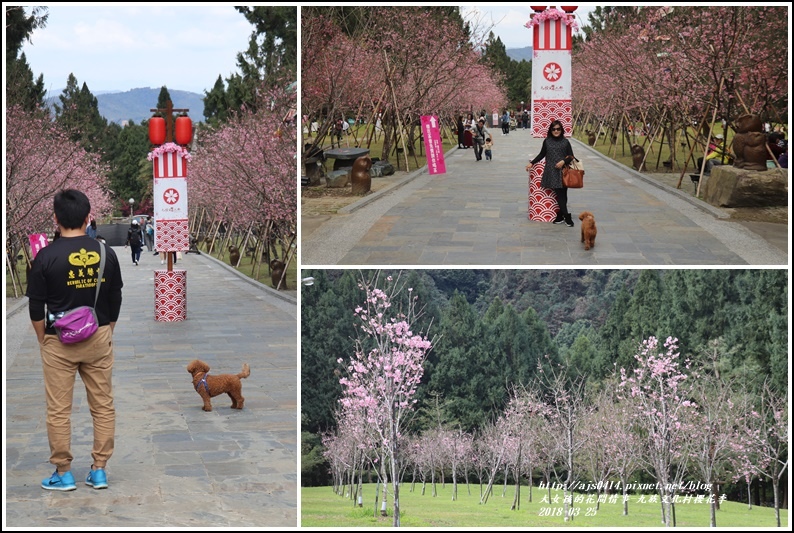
152,152,188,178
533,18,572,51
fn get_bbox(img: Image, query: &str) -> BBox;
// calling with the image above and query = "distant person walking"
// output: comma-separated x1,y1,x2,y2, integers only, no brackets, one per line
463,113,474,148
26,189,124,491
125,219,144,265
526,120,577,226
144,217,155,252
472,118,491,162
501,110,511,135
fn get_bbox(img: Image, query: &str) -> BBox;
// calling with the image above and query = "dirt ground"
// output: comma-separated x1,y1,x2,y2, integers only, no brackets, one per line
301,171,410,217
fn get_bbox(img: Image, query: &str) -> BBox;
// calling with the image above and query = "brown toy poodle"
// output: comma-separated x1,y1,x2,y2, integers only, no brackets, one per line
186,359,250,411
579,211,597,251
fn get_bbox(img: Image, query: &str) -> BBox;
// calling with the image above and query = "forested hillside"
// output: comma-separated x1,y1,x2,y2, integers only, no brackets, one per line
45,87,205,124
301,269,788,488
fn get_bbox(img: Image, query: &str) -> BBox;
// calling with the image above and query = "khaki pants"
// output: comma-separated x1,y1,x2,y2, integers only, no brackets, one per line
39,326,115,472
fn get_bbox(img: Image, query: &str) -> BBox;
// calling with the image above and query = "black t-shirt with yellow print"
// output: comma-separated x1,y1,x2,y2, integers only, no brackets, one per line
26,235,124,333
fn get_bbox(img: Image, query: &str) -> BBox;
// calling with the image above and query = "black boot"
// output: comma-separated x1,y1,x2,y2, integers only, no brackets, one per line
552,212,565,224
564,214,574,227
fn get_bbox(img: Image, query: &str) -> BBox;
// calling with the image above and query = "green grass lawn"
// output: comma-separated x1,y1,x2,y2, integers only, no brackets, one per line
302,482,787,528
192,241,297,291
570,125,725,175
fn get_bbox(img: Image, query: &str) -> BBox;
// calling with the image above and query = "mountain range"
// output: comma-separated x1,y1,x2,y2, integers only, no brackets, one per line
45,87,206,125
506,46,533,62
42,53,535,124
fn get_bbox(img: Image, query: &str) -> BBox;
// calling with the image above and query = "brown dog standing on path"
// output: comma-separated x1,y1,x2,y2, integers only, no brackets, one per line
579,211,597,251
187,360,250,411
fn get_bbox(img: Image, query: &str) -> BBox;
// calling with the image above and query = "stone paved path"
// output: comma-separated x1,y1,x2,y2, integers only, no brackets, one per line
301,131,788,266
4,249,297,528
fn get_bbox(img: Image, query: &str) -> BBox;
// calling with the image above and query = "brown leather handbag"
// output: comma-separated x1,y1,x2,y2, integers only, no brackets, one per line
562,159,584,188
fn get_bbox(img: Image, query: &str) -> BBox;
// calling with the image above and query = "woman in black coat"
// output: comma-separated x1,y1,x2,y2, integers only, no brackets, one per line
456,116,465,149
526,120,576,226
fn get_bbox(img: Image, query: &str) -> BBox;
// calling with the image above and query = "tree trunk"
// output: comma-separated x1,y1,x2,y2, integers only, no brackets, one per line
623,485,629,516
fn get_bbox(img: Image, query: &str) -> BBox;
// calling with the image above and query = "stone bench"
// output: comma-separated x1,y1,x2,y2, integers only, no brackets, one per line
324,147,370,171
326,169,350,188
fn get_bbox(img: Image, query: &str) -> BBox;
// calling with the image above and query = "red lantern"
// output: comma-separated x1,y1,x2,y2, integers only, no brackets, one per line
530,6,547,12
560,6,578,13
148,116,165,145
175,116,193,145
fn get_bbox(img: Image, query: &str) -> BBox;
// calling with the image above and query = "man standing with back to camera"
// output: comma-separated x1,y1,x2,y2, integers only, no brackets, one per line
26,189,124,491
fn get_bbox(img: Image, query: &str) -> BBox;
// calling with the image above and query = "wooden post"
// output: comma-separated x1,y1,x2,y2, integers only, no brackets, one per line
276,231,297,290
384,50,410,171
6,252,21,298
676,80,722,189
697,98,723,198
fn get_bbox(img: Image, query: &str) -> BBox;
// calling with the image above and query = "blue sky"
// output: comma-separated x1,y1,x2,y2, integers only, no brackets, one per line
20,4,254,95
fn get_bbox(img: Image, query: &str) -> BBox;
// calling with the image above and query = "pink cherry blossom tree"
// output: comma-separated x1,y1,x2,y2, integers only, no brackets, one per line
605,380,643,516
301,7,507,160
474,417,510,505
6,105,112,249
538,357,590,522
501,385,548,511
572,6,787,169
443,427,474,500
619,336,697,527
188,79,296,264
578,387,618,512
336,272,433,527
688,368,738,527
736,380,788,527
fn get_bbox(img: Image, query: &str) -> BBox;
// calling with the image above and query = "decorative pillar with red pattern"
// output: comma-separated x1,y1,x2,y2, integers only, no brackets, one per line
525,6,578,221
148,142,191,321
154,269,187,321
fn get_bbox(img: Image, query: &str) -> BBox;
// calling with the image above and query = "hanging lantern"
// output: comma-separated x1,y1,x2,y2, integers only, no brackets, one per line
560,6,578,13
149,116,166,145
530,6,547,12
175,115,193,145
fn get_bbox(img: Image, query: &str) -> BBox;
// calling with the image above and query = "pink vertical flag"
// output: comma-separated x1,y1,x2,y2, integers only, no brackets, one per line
421,115,446,175
29,233,49,259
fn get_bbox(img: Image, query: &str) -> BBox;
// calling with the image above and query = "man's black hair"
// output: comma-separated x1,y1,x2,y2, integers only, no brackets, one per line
53,189,91,230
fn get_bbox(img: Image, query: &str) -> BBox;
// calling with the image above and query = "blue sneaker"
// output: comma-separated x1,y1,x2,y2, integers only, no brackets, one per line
42,470,77,491
85,467,108,489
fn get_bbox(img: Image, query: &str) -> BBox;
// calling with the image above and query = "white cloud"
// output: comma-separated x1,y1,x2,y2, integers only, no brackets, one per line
21,5,254,94
461,5,596,49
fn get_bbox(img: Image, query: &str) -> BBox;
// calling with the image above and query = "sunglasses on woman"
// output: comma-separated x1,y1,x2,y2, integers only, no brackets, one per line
551,127,562,132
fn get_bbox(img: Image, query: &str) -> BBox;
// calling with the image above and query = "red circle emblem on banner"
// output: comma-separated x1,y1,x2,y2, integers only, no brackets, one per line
543,62,562,82
163,188,180,204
